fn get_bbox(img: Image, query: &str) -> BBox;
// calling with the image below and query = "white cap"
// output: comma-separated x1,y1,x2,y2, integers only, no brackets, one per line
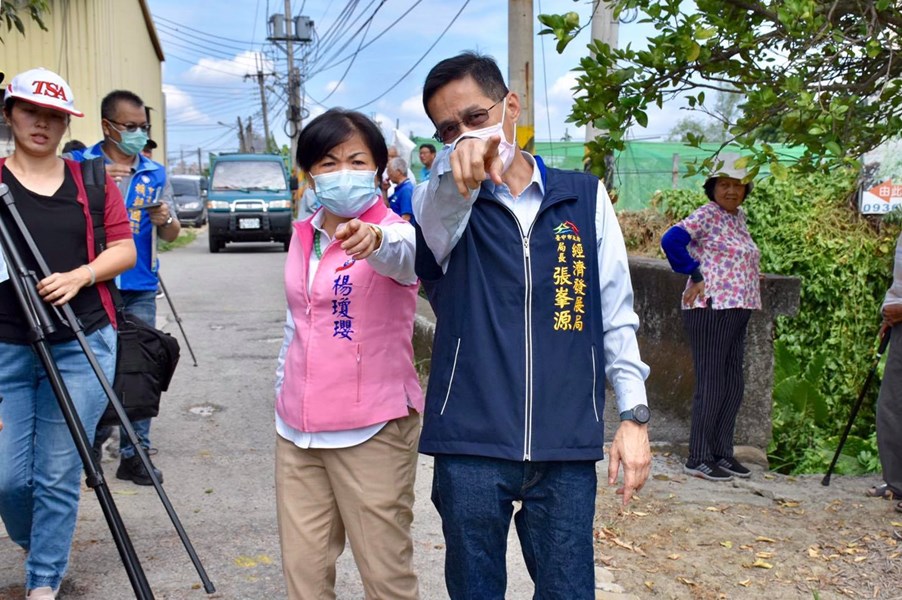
708,152,752,189
4,67,83,118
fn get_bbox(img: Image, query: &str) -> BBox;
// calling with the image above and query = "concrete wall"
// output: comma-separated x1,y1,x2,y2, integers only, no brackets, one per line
413,257,801,457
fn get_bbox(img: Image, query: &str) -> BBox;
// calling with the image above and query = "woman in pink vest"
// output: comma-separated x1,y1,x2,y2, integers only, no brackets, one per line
274,108,423,599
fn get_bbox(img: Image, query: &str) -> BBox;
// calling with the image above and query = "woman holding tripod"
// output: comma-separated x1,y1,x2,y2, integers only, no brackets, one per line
0,68,135,600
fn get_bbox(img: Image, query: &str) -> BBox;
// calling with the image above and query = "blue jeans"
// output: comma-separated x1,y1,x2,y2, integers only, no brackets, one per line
431,455,597,600
96,289,156,458
0,325,117,590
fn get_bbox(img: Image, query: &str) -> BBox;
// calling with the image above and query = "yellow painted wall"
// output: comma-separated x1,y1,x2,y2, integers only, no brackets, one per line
2,0,166,164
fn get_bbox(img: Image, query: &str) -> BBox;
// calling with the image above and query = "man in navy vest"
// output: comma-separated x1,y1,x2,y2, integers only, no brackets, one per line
413,52,651,599
69,90,179,486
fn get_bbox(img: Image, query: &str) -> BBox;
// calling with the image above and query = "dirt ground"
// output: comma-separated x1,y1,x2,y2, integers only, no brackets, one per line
594,451,902,600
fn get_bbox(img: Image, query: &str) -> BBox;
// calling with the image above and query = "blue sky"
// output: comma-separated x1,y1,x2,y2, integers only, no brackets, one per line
146,0,674,163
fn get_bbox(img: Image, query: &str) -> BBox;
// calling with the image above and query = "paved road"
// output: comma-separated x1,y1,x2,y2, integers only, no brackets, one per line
0,230,535,599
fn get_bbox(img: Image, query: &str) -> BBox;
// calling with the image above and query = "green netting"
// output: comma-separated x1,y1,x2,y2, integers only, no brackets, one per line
406,137,805,212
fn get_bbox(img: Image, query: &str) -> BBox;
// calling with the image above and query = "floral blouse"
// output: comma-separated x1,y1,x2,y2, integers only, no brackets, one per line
678,201,761,310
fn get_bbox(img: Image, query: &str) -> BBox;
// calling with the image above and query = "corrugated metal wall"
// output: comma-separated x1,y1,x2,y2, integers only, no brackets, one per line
1,0,166,165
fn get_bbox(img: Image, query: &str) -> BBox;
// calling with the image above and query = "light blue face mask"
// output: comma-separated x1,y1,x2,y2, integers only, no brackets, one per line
312,169,378,218
109,123,148,156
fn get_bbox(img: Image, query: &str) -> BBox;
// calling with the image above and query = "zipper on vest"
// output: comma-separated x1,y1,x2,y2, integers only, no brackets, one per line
493,202,537,461
521,233,534,461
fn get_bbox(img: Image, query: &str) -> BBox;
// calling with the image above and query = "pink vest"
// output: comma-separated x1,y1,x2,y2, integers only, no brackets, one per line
276,200,424,432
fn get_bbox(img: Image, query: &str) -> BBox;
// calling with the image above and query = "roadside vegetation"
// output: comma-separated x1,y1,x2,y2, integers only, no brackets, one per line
158,228,197,253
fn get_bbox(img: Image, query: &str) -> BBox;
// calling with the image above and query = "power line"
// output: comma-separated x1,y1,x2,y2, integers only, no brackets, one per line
349,0,471,111
156,22,257,55
314,0,384,105
309,0,382,72
310,0,423,76
158,33,251,63
165,52,252,78
155,15,264,47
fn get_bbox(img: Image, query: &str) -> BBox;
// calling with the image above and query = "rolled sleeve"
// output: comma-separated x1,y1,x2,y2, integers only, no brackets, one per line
366,221,418,286
595,183,650,413
412,146,480,271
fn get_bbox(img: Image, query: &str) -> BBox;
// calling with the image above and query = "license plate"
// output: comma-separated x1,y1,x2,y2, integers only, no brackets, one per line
238,218,261,229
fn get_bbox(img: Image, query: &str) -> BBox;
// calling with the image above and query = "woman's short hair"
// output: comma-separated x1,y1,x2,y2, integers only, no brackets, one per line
296,109,388,179
703,177,752,203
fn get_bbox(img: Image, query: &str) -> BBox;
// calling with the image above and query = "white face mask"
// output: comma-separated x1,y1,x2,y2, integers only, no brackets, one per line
312,169,378,218
450,98,517,173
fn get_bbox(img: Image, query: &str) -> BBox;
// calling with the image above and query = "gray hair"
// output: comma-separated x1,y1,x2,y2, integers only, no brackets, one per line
388,157,408,173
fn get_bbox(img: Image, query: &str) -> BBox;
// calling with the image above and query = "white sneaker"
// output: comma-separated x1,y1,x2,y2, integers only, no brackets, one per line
26,587,57,599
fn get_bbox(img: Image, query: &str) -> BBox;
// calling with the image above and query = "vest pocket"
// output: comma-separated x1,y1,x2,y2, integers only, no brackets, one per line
440,337,462,415
591,345,600,422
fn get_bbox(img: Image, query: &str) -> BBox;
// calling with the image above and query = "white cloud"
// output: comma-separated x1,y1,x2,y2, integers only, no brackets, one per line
325,80,346,94
184,51,270,84
163,84,210,125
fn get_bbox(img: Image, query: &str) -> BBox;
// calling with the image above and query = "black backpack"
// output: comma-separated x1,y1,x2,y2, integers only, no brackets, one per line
80,158,181,427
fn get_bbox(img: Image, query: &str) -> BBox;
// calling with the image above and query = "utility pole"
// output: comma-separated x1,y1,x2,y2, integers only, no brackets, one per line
268,6,314,167
246,117,255,153
284,0,299,162
237,116,246,152
197,147,202,174
253,53,272,152
586,1,619,184
585,1,619,145
508,0,534,153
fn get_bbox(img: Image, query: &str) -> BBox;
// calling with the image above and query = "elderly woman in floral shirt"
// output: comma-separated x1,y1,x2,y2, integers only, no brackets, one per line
661,153,760,482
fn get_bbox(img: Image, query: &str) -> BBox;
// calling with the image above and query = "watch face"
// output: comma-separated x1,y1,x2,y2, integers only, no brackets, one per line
633,404,650,423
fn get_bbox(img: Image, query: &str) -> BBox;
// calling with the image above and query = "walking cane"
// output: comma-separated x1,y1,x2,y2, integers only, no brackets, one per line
157,272,198,366
822,328,891,486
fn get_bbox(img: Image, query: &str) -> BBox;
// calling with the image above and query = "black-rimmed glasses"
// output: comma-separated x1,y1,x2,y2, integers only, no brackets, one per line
432,98,505,144
107,119,151,133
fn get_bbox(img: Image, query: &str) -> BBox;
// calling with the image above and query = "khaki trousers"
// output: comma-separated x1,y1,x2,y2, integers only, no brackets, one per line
275,412,420,600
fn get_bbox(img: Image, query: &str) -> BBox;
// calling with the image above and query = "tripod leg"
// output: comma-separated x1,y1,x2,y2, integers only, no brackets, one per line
157,273,198,366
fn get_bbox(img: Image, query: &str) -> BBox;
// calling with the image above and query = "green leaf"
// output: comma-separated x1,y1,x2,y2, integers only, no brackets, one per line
686,42,701,62
770,162,788,180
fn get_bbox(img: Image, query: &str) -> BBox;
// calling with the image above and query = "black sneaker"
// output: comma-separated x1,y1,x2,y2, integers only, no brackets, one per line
715,456,752,478
683,460,733,482
116,454,163,486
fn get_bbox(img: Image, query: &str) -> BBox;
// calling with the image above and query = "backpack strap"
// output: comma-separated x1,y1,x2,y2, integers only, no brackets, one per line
81,157,108,254
79,157,125,314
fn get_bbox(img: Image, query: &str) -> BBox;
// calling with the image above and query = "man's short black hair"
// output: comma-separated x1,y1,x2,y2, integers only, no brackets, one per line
296,108,388,180
422,52,509,121
419,143,436,154
101,90,145,121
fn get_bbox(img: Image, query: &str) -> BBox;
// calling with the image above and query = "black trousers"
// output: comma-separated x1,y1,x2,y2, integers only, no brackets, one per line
683,307,752,464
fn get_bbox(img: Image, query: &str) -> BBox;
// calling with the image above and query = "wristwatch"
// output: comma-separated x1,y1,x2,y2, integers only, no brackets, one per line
163,215,174,227
619,405,650,424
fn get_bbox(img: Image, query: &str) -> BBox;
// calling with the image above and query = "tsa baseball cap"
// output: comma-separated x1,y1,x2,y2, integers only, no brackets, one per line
4,67,84,117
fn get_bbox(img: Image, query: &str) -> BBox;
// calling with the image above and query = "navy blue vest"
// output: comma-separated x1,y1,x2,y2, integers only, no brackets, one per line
417,158,607,461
